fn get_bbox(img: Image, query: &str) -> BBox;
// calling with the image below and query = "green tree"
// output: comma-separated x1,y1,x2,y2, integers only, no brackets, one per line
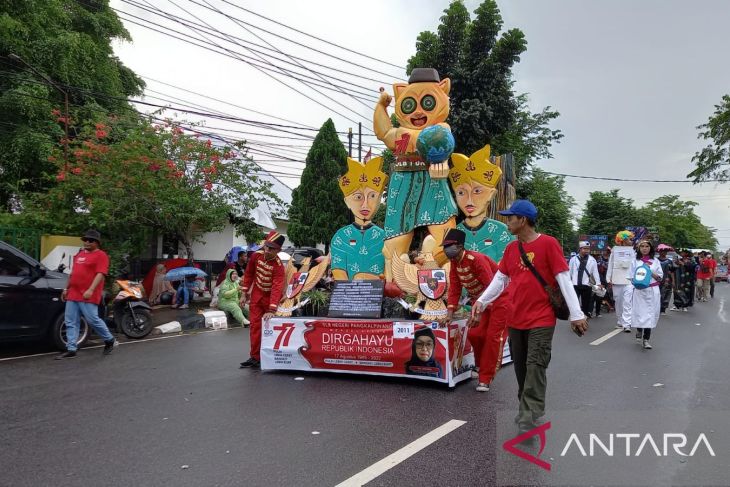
517,169,575,252
406,0,562,184
689,94,730,183
0,0,144,210
641,195,717,250
578,190,646,236
25,115,281,273
287,119,349,251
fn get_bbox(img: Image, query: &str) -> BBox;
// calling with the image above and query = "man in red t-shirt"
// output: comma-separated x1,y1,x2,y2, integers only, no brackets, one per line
696,252,716,302
56,229,116,359
472,200,588,433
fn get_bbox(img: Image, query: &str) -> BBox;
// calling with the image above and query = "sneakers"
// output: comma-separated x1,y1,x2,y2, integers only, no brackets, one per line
615,324,623,329
670,306,680,311
471,367,480,379
239,358,260,369
642,340,653,349
682,308,688,312
55,351,77,360
171,304,179,309
635,330,642,343
661,311,667,316
103,339,118,355
475,383,490,392
179,304,189,309
623,327,632,333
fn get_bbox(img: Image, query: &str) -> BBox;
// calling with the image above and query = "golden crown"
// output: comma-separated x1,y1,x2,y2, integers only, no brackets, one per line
338,156,388,196
448,145,502,189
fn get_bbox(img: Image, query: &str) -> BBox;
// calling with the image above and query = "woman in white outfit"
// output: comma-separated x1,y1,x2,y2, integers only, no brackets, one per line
630,240,663,349
606,230,635,332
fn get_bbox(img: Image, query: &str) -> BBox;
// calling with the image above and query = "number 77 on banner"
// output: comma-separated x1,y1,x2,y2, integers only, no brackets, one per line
273,323,296,350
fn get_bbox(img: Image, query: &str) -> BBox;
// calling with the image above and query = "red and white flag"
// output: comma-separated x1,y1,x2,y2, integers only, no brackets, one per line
363,147,372,162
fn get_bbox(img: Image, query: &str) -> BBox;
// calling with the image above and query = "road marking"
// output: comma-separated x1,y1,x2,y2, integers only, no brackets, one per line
589,328,623,346
335,419,466,487
0,327,235,362
719,297,727,324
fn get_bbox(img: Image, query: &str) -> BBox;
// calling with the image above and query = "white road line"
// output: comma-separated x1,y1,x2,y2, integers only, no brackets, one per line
719,297,727,324
335,419,466,487
0,328,235,362
589,328,623,346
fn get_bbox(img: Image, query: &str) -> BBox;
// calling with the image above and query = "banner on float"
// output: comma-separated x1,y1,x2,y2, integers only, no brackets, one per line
262,318,479,387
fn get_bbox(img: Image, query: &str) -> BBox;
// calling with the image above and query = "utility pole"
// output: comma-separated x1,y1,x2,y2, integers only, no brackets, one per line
348,127,352,158
9,53,69,171
358,122,362,162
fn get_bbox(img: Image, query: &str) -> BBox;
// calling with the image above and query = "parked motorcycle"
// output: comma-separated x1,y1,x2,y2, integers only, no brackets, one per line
110,280,153,338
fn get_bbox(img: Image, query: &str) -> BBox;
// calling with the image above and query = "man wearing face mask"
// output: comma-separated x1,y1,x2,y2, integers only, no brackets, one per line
444,229,511,393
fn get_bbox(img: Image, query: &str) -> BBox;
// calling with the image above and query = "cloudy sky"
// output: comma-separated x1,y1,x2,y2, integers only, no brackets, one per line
110,0,730,249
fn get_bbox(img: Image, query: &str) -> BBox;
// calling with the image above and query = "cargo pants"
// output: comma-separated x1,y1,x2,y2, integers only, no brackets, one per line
508,325,555,429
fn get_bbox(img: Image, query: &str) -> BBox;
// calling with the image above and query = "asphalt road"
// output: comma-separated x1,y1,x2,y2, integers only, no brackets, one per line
2,282,729,487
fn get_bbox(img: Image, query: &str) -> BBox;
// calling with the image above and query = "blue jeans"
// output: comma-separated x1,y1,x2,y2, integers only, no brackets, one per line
64,300,114,351
177,285,192,305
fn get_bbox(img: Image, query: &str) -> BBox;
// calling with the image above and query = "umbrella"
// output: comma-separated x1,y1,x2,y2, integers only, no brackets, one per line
164,266,207,281
657,244,674,251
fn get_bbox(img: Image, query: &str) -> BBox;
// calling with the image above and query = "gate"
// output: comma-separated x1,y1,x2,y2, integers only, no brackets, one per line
0,226,41,260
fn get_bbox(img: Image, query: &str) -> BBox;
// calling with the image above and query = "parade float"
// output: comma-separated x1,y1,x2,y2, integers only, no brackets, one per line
261,69,515,386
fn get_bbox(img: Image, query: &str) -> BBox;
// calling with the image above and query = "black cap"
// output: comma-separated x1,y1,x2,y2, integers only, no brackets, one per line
442,228,466,246
81,229,101,243
408,68,440,84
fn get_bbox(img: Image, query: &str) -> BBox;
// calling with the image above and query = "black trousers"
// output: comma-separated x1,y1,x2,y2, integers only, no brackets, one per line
574,285,593,316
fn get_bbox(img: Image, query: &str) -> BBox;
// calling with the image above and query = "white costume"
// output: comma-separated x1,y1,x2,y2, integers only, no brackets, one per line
629,258,663,329
607,246,634,329
568,254,601,286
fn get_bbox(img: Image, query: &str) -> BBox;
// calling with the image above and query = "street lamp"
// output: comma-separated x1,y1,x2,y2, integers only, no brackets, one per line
8,53,70,170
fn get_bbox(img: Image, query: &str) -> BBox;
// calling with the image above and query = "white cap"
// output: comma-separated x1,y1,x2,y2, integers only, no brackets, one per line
579,241,591,248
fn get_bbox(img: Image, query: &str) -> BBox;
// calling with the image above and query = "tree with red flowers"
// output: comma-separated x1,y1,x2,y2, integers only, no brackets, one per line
29,115,282,267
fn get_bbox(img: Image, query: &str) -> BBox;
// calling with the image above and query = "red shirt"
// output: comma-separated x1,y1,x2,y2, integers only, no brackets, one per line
447,251,494,308
67,249,109,304
498,234,568,329
242,251,285,311
697,258,716,280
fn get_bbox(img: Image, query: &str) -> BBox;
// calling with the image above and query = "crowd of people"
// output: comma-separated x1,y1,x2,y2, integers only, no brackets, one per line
565,232,720,349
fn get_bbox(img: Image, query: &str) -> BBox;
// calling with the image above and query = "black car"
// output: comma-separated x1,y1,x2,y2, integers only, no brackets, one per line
0,241,92,350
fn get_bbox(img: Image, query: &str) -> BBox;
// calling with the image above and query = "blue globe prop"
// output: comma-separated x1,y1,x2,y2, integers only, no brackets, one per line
416,125,455,164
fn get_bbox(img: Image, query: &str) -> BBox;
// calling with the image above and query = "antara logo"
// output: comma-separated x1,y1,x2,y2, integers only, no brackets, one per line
503,422,716,472
503,422,552,471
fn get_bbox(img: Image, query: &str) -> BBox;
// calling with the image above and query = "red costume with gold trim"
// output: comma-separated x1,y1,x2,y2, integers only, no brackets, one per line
242,249,284,360
448,250,510,384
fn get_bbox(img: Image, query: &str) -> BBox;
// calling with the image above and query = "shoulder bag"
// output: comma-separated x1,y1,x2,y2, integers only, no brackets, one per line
519,242,570,320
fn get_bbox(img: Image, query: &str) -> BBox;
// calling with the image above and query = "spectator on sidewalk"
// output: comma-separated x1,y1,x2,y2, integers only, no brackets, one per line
569,241,602,318
216,249,249,286
149,263,177,305
217,268,249,326
172,275,196,309
472,200,587,435
56,229,117,359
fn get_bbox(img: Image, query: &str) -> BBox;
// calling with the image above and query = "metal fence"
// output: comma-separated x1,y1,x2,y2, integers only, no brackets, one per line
0,226,41,260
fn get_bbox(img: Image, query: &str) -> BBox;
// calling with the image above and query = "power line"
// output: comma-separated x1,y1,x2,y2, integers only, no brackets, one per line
196,0,374,113
116,10,379,105
544,171,722,183
215,0,406,72
156,0,373,124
